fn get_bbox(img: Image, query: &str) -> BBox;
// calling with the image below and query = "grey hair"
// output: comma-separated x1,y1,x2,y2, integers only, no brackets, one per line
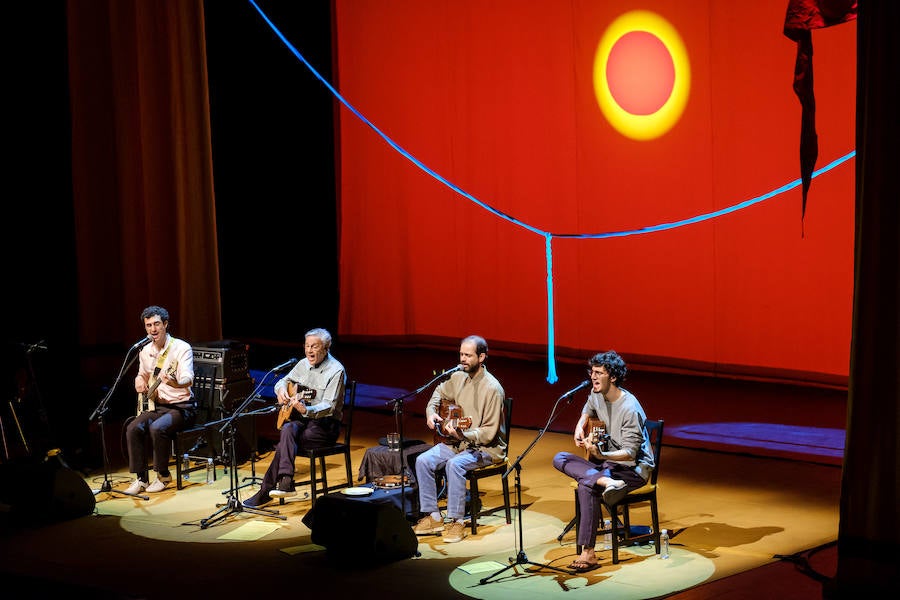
305,328,332,350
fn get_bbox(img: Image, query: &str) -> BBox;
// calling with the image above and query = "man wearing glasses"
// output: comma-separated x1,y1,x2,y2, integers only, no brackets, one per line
243,328,347,508
552,350,655,572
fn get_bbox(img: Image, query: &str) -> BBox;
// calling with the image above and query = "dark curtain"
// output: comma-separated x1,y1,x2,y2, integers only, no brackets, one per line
835,0,900,594
66,0,222,368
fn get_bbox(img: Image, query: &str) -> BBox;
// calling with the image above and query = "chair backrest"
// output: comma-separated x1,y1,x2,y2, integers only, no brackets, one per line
501,397,513,449
645,418,664,485
339,380,357,446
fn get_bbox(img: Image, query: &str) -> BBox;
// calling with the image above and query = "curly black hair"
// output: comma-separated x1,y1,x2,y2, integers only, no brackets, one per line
589,350,627,383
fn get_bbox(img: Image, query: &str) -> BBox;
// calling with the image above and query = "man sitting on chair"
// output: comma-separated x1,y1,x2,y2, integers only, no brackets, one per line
552,350,655,572
412,335,506,544
243,328,346,508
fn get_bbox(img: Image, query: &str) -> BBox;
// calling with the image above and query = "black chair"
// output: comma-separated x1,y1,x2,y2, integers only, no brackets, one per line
279,380,357,507
574,418,664,564
438,396,513,535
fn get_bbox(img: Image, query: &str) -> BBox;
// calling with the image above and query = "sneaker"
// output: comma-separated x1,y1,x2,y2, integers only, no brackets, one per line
242,489,271,508
124,479,148,495
147,474,172,493
442,521,466,543
602,479,628,505
269,475,296,498
413,514,445,535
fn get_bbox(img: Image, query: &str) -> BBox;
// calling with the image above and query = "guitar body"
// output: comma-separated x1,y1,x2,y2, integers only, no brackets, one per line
433,398,473,445
585,417,608,461
137,365,176,415
276,382,317,430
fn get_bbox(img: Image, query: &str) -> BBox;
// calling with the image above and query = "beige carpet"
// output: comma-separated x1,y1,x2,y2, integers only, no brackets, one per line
1,407,840,599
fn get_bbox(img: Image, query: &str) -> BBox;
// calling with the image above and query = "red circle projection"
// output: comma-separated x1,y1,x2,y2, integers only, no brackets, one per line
606,31,675,116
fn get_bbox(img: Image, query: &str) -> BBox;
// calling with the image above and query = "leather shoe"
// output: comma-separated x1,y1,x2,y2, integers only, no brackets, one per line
269,475,296,498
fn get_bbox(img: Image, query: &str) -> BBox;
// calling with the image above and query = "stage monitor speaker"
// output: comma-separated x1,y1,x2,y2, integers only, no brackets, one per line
305,495,418,562
0,453,95,526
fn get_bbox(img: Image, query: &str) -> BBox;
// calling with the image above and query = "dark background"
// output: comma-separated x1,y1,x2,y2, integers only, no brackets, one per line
4,1,338,468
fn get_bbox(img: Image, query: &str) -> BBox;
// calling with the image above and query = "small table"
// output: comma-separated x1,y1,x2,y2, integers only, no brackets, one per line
301,485,420,560
302,483,420,527
357,441,433,484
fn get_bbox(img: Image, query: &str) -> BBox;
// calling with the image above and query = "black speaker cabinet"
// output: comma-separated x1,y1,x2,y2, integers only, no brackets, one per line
184,377,257,464
304,494,418,562
0,454,95,526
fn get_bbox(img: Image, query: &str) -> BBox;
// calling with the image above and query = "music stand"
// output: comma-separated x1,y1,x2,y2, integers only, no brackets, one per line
194,365,288,529
478,387,583,584
88,346,149,501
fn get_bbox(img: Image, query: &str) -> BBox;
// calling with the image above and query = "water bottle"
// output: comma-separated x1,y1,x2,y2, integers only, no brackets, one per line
602,518,612,550
206,457,214,484
182,453,190,480
659,528,670,559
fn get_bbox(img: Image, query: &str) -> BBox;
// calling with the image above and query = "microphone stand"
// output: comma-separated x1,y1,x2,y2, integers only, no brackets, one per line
88,346,149,501
194,364,291,529
479,388,581,584
384,367,457,525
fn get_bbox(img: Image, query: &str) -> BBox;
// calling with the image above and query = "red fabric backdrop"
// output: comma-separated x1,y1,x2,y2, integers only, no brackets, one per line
333,0,856,384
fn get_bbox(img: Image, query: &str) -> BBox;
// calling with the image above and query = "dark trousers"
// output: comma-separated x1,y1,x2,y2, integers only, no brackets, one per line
126,404,196,476
259,417,340,494
552,451,644,548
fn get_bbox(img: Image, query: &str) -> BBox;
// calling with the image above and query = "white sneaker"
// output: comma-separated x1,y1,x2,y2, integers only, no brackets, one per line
124,479,148,495
146,474,172,493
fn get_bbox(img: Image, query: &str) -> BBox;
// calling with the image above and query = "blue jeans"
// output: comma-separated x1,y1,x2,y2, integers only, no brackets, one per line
415,443,493,520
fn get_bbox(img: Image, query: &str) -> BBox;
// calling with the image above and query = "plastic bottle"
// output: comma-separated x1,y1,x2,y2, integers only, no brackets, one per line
206,457,214,484
602,518,612,550
659,528,670,559
182,453,190,480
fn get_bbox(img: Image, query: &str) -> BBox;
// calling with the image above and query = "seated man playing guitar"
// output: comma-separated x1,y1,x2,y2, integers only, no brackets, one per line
124,305,196,494
242,328,347,508
551,350,655,572
412,335,506,544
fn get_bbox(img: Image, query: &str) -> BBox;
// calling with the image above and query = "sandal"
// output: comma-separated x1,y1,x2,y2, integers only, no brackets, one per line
567,558,599,573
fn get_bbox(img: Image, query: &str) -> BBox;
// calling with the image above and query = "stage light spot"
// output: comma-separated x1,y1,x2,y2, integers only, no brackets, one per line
594,10,690,140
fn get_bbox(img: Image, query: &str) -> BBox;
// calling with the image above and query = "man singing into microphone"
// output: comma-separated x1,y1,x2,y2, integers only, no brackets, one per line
552,350,654,572
124,305,196,494
243,328,347,508
412,335,506,543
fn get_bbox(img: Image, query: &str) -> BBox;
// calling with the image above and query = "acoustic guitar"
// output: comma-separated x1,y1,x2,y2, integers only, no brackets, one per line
585,417,609,461
275,382,317,430
433,397,472,445
137,364,176,415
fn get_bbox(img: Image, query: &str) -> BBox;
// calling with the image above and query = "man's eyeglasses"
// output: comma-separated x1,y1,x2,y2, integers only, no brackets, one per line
587,369,606,378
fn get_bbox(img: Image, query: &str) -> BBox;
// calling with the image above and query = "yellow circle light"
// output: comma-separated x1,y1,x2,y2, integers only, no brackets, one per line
594,10,691,141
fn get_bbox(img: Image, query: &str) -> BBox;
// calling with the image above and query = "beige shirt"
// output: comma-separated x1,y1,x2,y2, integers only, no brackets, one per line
427,366,507,463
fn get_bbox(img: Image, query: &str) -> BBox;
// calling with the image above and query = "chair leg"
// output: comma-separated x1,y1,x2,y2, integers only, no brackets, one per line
610,505,621,564
650,500,661,555
342,450,352,489
469,478,480,535
309,457,319,507
174,439,184,490
319,456,328,495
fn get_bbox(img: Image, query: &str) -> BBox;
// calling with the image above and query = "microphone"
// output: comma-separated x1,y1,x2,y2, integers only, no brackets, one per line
439,365,463,377
130,336,152,351
560,380,591,399
22,340,48,353
271,358,299,372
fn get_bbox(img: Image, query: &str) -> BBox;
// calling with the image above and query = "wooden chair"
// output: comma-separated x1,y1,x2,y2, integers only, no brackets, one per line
574,418,664,564
438,396,513,535
279,380,357,507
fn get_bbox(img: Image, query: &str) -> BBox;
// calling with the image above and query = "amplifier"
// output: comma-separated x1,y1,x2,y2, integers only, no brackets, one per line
192,340,249,383
194,377,255,417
